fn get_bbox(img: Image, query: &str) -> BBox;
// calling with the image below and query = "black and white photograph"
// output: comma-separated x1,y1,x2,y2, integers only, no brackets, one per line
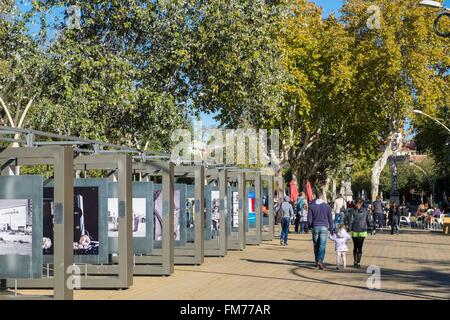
108,198,146,238
43,187,100,255
153,189,180,241
0,199,32,256
185,198,195,229
210,191,220,238
232,192,239,228
185,197,195,242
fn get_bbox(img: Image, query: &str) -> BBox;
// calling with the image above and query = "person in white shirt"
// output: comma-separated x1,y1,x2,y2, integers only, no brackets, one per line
329,224,351,269
333,194,347,230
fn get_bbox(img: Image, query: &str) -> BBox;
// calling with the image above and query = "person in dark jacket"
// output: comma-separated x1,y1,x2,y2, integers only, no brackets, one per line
349,199,372,268
372,196,384,232
389,202,400,235
307,193,333,270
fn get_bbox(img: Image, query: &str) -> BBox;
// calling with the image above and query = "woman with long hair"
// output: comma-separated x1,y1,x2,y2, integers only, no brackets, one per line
349,199,373,268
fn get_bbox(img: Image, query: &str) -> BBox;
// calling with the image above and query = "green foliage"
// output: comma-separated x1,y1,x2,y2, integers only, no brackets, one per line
3,0,192,152
352,157,439,196
0,0,448,181
415,108,450,175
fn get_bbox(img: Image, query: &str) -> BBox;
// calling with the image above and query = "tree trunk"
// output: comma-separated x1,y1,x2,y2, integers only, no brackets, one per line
331,177,337,202
290,164,303,193
371,135,395,202
322,176,331,202
274,166,284,204
340,179,353,202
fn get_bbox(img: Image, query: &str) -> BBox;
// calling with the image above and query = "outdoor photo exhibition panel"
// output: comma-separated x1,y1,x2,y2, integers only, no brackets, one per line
186,184,195,243
108,181,153,255
174,165,205,265
227,171,246,251
153,183,187,248
130,160,174,276
0,176,43,279
245,172,262,245
227,186,237,238
262,175,275,241
14,154,133,290
43,178,109,265
0,146,74,300
204,168,228,257
204,185,218,241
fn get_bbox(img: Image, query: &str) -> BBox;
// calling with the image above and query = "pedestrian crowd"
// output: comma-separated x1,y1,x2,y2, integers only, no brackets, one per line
275,186,450,271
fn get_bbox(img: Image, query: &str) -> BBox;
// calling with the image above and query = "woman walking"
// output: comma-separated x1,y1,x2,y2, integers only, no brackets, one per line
389,202,400,235
349,199,373,268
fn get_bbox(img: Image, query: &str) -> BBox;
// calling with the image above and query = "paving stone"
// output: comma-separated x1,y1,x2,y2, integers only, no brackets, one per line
19,227,450,300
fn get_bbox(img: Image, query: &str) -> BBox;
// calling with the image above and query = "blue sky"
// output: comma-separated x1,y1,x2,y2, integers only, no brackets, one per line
313,0,344,17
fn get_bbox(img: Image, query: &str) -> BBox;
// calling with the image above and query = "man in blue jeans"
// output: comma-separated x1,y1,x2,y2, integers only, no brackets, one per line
279,196,294,246
307,193,333,270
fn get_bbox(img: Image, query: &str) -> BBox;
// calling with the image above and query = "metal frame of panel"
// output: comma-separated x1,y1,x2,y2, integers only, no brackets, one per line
0,146,73,300
12,154,133,289
129,160,174,275
226,171,246,251
172,166,204,265
244,172,262,245
204,168,228,257
261,175,275,241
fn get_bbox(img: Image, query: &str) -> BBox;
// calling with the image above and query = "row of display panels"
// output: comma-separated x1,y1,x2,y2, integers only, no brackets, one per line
0,176,271,279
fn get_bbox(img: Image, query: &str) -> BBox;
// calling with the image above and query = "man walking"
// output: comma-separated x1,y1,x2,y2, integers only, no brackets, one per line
279,196,294,246
308,192,333,270
333,194,347,230
372,196,384,233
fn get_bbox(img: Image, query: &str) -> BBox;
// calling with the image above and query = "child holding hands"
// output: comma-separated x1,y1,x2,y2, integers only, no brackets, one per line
329,224,351,269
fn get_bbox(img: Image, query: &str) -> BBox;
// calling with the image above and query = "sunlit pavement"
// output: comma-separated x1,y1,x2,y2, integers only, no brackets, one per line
21,227,450,300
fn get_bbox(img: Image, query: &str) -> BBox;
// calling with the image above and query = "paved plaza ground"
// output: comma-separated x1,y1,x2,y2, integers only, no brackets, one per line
20,227,450,300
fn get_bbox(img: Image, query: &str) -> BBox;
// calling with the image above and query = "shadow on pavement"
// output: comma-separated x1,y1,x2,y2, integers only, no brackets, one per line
240,257,449,300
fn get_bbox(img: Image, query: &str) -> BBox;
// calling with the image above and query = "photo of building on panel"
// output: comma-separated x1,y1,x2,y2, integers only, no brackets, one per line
0,199,32,256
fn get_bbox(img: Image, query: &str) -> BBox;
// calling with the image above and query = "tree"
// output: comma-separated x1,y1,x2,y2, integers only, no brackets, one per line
0,2,48,145
187,0,283,125
24,0,192,151
415,108,450,176
341,0,449,201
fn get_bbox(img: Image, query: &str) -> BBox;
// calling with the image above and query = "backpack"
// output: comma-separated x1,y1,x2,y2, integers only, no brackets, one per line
296,198,305,214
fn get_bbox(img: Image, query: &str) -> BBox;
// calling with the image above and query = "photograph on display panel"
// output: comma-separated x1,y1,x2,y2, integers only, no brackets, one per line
0,175,43,279
153,189,181,241
210,190,220,239
43,187,100,255
247,189,256,229
185,197,195,243
108,198,146,238
232,191,239,228
0,199,32,256
107,181,153,255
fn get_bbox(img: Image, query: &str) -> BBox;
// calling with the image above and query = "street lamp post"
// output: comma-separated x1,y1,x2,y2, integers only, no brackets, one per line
390,133,401,205
409,161,436,206
419,1,450,37
413,110,450,134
